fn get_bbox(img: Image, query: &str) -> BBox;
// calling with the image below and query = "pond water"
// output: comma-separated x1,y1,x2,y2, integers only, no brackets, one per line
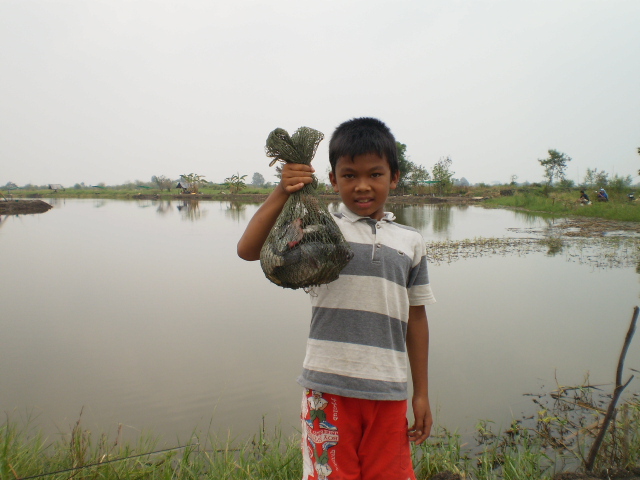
1,198,639,446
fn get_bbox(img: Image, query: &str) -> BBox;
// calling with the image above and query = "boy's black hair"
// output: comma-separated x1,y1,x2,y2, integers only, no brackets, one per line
329,117,399,176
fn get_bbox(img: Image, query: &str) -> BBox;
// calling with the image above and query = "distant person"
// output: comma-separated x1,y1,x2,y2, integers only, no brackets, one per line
237,117,436,480
597,188,609,202
579,190,590,205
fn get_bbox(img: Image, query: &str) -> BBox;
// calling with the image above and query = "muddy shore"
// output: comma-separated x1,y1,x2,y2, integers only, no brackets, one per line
0,199,53,214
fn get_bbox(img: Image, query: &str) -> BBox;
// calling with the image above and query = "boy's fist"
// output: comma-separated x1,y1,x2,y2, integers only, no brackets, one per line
279,163,315,194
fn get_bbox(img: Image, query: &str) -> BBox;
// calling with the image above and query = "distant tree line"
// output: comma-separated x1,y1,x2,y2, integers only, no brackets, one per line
537,148,635,192
4,145,638,194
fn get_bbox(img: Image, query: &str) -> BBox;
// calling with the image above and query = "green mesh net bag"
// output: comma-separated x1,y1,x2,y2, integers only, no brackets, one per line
260,126,353,290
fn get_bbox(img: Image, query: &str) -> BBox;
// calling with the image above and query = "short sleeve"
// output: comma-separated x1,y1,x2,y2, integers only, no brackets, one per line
407,235,436,306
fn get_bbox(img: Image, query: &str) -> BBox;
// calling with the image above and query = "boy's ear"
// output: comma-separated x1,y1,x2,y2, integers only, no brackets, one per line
390,171,400,190
329,171,339,192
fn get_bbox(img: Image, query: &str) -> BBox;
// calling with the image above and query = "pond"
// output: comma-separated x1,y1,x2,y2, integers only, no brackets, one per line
1,198,639,446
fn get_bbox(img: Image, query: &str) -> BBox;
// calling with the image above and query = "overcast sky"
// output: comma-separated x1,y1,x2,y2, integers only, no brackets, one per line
1,0,639,187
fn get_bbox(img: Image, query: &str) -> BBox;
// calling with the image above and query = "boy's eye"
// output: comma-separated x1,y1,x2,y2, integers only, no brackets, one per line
371,173,383,178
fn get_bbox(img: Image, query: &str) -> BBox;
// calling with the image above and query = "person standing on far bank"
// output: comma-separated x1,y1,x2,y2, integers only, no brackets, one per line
238,117,436,480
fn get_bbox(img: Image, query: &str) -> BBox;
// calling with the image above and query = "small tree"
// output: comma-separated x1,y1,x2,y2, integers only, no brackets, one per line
180,173,207,194
251,172,265,187
539,149,571,186
583,168,597,187
432,156,455,194
396,142,416,193
608,174,633,193
407,165,431,194
558,178,575,188
152,175,173,192
225,173,247,194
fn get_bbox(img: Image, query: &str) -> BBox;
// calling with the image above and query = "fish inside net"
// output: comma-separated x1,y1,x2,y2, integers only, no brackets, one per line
260,127,353,290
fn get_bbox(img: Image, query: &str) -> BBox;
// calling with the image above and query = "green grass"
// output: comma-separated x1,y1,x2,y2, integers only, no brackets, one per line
486,191,640,222
4,390,640,480
0,416,303,480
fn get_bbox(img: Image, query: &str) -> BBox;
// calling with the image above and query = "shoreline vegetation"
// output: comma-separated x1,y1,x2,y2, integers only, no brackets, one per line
4,377,640,479
2,183,639,223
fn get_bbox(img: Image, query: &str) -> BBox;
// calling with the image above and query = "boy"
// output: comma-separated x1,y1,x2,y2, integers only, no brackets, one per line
237,117,435,480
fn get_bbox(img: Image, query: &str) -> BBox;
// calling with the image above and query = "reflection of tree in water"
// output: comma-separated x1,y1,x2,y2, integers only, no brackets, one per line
224,202,249,222
94,200,106,208
177,200,206,221
513,209,555,227
389,205,452,233
431,206,453,233
389,205,432,231
155,200,173,216
326,201,342,213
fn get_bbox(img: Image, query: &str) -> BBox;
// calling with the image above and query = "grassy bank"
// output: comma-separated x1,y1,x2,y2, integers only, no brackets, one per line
486,191,640,223
4,387,640,480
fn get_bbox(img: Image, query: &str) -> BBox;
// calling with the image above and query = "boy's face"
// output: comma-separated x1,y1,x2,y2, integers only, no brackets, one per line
329,153,399,220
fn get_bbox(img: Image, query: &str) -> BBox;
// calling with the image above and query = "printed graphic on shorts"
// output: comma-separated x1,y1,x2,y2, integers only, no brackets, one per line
307,389,337,431
302,390,339,480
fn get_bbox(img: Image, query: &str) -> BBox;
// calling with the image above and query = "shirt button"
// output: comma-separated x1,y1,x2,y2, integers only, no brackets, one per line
376,224,381,229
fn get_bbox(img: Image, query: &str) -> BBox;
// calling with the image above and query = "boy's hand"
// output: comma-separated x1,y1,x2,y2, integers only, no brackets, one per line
408,394,432,445
279,163,315,194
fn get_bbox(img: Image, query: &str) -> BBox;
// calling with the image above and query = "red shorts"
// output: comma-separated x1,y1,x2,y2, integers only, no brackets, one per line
301,389,416,480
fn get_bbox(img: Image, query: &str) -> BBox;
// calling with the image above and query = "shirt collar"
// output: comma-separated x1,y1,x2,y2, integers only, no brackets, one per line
338,203,396,223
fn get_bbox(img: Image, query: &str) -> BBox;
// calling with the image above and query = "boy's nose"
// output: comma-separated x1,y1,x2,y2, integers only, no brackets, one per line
355,179,371,191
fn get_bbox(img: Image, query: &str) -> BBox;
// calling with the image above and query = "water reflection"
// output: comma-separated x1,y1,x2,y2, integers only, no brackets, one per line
392,205,430,231
223,202,248,223
154,200,173,216
390,204,453,233
176,199,206,221
94,200,106,208
47,197,65,207
432,206,453,233
512,209,555,226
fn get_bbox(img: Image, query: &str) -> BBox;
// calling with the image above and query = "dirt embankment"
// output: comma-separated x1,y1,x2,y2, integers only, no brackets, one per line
0,199,53,214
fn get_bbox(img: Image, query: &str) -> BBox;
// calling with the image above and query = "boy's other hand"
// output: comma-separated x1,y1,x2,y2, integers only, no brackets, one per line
408,394,432,445
279,163,315,194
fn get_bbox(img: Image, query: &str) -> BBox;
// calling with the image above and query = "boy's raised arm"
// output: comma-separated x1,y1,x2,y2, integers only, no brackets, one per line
406,304,432,445
237,163,315,261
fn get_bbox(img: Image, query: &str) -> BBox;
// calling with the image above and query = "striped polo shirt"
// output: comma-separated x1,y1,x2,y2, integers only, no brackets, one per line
297,204,436,400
